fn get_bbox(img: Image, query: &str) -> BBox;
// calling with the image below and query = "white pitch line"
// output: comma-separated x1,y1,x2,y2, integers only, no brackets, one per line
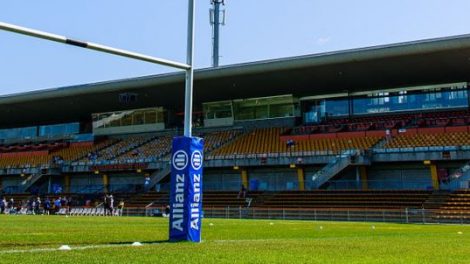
0,243,138,254
0,238,320,254
0,239,278,254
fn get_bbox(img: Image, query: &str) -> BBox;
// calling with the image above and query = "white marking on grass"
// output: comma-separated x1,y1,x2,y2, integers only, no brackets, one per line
132,242,142,246
0,243,142,254
213,239,286,243
58,245,71,251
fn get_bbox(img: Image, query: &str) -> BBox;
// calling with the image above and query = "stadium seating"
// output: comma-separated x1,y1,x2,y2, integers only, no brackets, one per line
0,141,67,153
196,130,242,153
124,191,169,208
211,127,381,157
258,190,433,209
211,127,289,156
292,110,470,135
0,129,244,168
0,152,50,168
0,139,117,168
385,132,470,148
123,190,432,210
80,135,155,162
53,139,117,162
116,135,172,162
434,190,470,220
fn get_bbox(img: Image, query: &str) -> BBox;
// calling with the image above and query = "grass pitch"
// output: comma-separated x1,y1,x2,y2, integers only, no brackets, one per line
0,215,469,263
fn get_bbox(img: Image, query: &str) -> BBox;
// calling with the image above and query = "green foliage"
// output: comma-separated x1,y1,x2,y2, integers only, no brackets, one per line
0,215,469,264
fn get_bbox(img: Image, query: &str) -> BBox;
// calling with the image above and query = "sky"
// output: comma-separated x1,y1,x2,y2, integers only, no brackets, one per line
1,0,470,96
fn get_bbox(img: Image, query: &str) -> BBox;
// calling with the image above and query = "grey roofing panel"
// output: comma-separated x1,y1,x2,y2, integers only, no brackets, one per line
2,33,470,104
2,34,470,127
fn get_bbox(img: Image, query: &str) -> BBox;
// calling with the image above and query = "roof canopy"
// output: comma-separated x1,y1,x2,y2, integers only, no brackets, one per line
2,34,470,127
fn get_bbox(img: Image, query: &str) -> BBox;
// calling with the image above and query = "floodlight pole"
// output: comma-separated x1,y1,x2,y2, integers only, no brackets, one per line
184,0,195,137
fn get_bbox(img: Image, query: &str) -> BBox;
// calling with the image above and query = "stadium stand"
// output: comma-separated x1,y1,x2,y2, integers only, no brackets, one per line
3,36,470,223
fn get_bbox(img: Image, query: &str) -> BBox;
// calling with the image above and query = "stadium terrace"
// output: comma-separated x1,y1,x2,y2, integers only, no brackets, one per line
2,35,470,223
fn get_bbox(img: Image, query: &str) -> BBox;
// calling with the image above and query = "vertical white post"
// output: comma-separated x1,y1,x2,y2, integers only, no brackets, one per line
184,0,196,137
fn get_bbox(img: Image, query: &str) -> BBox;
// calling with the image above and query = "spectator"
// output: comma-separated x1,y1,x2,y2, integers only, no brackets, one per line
109,194,114,216
103,194,109,216
28,199,34,214
16,201,22,214
54,197,62,214
35,197,41,215
8,198,14,213
163,205,170,217
385,129,391,142
104,194,114,216
117,200,125,216
0,197,4,214
44,198,51,215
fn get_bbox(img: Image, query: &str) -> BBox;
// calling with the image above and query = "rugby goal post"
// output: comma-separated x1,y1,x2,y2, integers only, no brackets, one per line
0,0,204,243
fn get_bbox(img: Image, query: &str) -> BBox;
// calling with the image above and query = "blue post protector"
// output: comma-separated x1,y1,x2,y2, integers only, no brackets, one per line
169,136,204,242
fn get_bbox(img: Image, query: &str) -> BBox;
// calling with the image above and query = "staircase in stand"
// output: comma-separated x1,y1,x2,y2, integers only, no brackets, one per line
311,150,357,189
21,173,44,192
149,166,171,189
442,160,470,190
20,167,61,192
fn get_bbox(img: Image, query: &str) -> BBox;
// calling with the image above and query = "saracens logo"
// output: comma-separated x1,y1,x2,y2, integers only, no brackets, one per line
191,150,203,170
172,150,188,170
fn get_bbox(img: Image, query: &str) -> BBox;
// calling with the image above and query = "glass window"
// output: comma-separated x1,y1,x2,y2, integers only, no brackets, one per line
156,111,165,123
270,104,293,118
133,111,144,125
39,123,79,137
144,110,157,124
121,114,132,126
255,105,269,119
203,101,233,120
324,98,349,117
236,106,255,120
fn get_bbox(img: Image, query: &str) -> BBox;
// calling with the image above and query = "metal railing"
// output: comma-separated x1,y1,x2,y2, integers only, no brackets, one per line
373,145,470,153
119,206,470,225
